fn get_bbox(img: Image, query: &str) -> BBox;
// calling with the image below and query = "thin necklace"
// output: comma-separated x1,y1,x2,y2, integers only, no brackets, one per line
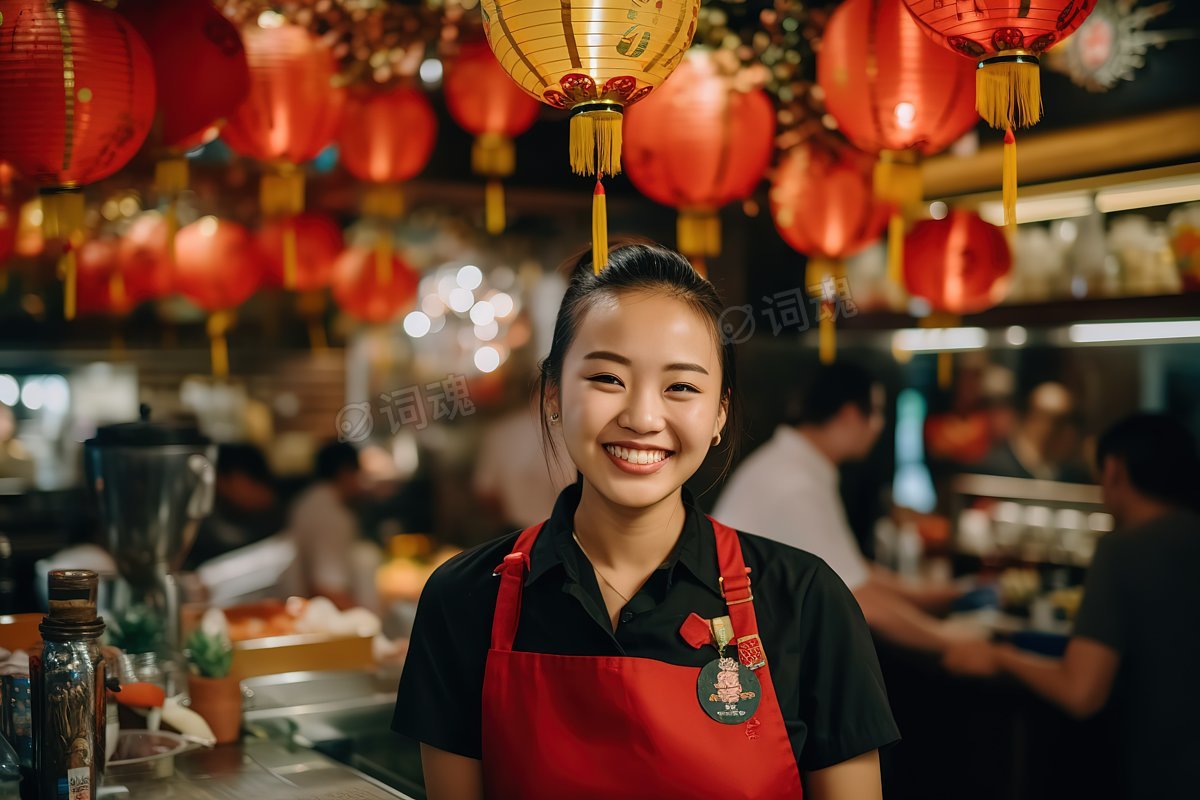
572,531,632,604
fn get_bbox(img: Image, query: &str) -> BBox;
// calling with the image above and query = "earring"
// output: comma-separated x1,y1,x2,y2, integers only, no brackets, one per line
550,412,560,423
711,432,721,447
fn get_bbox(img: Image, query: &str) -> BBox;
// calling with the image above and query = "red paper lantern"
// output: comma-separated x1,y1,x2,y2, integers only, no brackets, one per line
904,209,1011,315
75,238,129,317
0,197,15,266
0,0,156,318
443,40,541,234
623,49,775,266
118,212,174,301
174,217,262,312
338,86,437,185
258,213,344,292
771,144,891,364
118,0,249,148
331,247,419,325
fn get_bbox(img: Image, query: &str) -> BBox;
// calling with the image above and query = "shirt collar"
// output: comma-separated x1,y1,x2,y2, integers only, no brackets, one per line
525,480,722,599
772,424,838,487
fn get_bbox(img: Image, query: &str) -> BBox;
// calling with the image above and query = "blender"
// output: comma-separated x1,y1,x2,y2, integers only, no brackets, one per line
84,405,216,685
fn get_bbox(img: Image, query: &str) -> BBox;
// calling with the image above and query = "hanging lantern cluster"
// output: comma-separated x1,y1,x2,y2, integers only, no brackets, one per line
623,48,775,275
0,0,156,319
771,144,891,364
818,0,978,287
444,39,541,236
479,0,702,270
901,0,1097,228
222,17,346,288
331,246,420,325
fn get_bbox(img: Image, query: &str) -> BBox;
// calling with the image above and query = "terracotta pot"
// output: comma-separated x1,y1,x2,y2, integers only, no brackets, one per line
186,674,242,744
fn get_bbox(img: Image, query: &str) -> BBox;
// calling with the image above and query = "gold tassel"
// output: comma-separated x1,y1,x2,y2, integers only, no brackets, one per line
282,224,299,289
165,197,179,266
1003,128,1018,232
485,179,506,236
375,233,393,285
938,352,953,389
261,164,305,217
810,257,838,364
569,106,623,177
155,157,189,196
206,310,236,379
975,52,1042,131
108,271,127,313
472,134,515,178
592,177,608,275
677,210,721,259
41,190,85,321
887,213,906,288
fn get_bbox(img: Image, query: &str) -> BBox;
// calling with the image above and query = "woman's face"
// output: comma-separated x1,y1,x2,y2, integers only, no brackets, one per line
550,289,727,510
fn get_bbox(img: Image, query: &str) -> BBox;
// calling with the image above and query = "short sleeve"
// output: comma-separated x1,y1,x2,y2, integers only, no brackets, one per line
795,563,900,771
1072,533,1127,653
391,559,494,759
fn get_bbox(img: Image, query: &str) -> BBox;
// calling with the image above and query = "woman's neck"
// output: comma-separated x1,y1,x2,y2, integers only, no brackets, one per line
572,481,686,572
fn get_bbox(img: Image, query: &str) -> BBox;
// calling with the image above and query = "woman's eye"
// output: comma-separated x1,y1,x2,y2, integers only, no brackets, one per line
587,374,623,386
668,383,699,393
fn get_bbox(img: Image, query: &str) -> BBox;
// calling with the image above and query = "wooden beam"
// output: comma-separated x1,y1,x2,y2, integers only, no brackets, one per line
922,107,1200,198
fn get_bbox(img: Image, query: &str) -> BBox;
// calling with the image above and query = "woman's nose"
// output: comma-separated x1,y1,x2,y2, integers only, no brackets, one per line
618,388,665,433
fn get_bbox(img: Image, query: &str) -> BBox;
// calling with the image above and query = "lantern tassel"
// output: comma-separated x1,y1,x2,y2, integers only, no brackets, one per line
109,271,127,314
363,184,405,220
156,157,188,264
1003,128,1018,232
678,210,721,260
592,177,608,275
206,310,235,379
874,153,921,290
938,352,953,390
485,179,506,236
282,224,299,289
810,257,839,365
887,213,906,288
375,233,393,285
570,106,623,177
40,190,85,321
61,246,77,322
472,134,515,178
976,51,1042,131
261,164,305,217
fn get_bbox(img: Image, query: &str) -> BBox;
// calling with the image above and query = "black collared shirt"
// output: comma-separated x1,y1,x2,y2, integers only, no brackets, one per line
393,482,900,772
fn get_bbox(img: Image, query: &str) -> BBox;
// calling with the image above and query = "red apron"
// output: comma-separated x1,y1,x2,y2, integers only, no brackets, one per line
481,516,805,799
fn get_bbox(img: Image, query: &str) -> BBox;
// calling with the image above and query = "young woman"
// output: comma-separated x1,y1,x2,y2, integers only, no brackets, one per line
393,242,899,799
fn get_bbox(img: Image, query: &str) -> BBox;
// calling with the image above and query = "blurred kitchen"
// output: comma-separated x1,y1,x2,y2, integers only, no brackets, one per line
0,0,1199,798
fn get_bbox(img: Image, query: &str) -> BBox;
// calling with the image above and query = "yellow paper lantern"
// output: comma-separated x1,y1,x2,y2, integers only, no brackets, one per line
479,0,701,270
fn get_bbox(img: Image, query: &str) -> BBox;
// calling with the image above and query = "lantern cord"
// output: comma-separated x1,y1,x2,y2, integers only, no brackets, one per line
873,154,921,291
485,179,506,235
1003,128,1018,231
976,52,1042,131
569,107,623,177
592,177,608,275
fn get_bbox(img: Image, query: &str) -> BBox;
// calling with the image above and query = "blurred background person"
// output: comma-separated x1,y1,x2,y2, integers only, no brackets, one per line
975,381,1090,482
288,441,379,609
945,413,1200,799
715,362,971,654
184,443,282,570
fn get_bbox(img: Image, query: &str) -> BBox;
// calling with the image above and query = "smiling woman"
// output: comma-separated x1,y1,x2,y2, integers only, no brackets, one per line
394,241,899,800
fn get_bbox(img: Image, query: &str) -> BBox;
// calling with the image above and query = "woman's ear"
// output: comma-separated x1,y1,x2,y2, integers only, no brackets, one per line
544,384,561,422
714,390,730,438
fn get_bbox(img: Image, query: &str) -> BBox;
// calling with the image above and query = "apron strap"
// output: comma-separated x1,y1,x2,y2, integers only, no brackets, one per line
707,515,768,670
490,522,544,652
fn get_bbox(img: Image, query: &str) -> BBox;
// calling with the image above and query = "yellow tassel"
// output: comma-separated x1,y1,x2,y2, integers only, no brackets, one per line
472,134,515,178
569,105,623,177
206,310,235,379
108,270,127,313
810,257,838,364
677,210,721,259
819,315,835,365
976,52,1042,131
296,291,328,352
592,178,608,275
873,153,922,208
282,224,299,289
155,157,189,196
363,184,405,220
485,179,506,236
887,212,906,288
938,352,953,389
375,234,393,285
165,197,179,266
1003,128,1018,232
41,190,85,320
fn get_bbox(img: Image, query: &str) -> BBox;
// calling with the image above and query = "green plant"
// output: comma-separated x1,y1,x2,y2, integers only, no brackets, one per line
184,610,233,679
106,604,164,654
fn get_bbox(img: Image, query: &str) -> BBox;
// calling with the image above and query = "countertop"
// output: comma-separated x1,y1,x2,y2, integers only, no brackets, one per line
103,738,418,800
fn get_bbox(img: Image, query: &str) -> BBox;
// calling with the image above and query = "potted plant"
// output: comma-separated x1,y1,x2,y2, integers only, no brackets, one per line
183,609,240,744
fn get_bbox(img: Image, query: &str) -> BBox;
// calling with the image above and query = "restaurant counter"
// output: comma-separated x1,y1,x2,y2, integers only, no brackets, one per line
104,737,419,800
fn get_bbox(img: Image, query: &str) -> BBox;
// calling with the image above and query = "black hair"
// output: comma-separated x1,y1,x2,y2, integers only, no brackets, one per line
537,238,740,479
216,443,273,485
315,441,360,481
785,361,878,426
1095,414,1200,512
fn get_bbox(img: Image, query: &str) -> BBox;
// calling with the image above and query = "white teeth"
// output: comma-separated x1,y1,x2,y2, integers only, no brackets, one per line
604,445,669,465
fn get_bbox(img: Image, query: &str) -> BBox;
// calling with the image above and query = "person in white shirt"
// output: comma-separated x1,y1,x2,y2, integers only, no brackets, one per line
714,362,967,654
